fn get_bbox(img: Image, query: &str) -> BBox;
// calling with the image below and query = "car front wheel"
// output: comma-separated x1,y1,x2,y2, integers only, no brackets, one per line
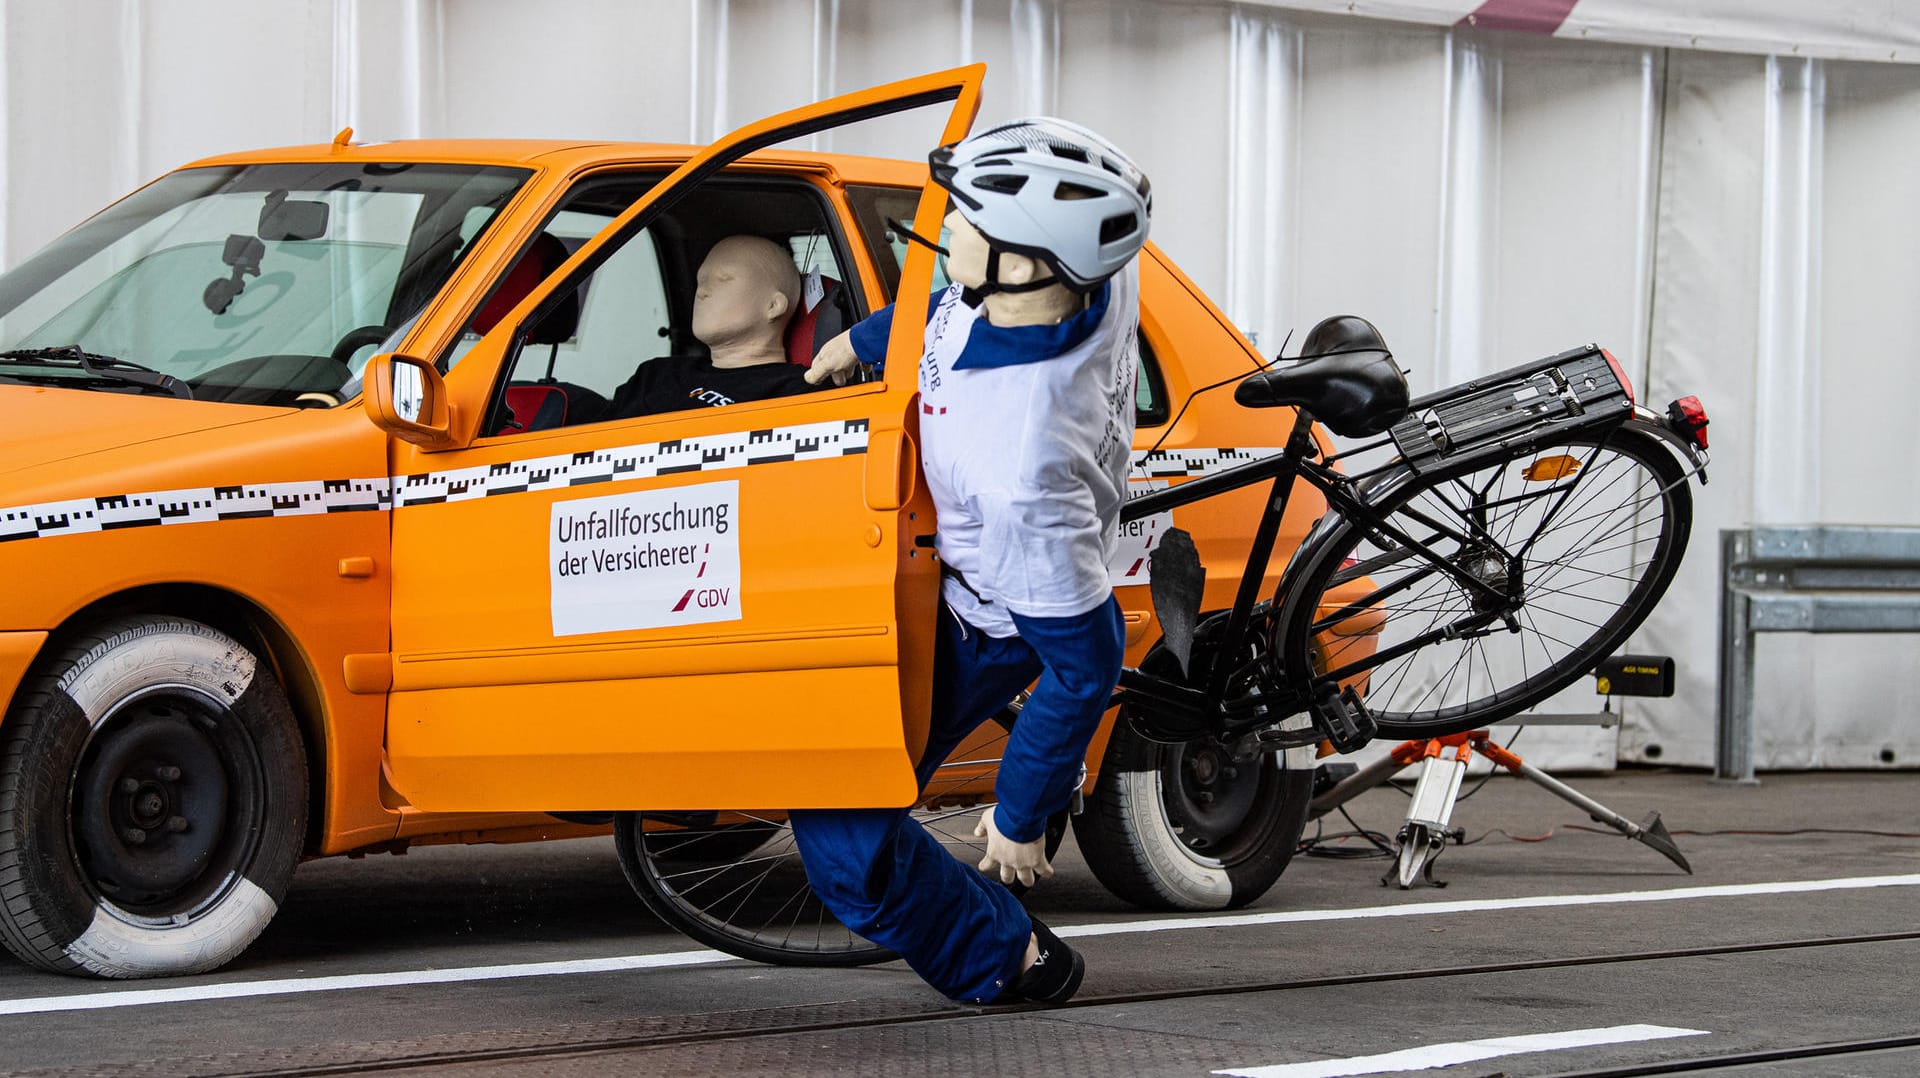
1072,719,1313,911
0,617,307,978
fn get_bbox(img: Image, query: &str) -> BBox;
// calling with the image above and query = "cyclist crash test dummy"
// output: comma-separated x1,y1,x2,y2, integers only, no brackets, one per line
800,118,1152,1006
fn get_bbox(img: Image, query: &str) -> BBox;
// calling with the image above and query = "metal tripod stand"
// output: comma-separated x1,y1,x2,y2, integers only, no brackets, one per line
1309,729,1693,888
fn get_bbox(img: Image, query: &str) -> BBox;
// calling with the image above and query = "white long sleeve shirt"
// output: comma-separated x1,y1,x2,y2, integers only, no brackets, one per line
909,267,1141,638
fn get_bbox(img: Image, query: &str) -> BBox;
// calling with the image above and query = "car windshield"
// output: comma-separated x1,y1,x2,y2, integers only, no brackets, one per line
0,161,529,407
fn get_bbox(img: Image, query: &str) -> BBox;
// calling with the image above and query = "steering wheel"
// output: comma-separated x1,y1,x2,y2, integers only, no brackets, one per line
330,324,394,367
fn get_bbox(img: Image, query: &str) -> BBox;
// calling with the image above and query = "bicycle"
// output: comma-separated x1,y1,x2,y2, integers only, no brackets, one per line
616,314,1712,966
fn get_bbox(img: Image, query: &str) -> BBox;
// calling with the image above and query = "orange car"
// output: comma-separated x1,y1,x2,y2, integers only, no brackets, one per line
0,67,1340,978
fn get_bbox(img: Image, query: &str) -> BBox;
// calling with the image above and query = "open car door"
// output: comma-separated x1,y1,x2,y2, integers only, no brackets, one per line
374,66,982,812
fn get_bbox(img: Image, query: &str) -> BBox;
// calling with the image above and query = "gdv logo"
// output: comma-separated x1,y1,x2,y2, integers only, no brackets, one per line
671,586,733,613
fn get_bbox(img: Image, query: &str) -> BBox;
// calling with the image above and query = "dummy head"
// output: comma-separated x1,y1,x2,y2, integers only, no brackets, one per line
943,209,1078,328
943,209,1052,293
930,116,1151,290
692,235,802,367
928,117,1149,328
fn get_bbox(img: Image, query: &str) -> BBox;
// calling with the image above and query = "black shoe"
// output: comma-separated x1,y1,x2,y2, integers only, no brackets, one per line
1004,917,1085,1004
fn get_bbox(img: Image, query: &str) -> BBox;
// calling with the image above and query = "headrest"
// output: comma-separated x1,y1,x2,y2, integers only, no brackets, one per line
473,233,579,344
784,276,842,366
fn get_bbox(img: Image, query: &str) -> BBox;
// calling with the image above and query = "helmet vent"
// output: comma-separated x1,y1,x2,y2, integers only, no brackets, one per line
1054,180,1105,201
1100,212,1139,244
1049,144,1090,163
975,173,1030,195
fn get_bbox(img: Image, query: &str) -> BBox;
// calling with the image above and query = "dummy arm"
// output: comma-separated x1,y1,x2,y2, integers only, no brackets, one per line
805,329,863,386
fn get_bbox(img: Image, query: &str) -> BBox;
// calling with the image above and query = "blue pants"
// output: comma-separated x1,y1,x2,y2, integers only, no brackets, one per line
790,596,1125,1003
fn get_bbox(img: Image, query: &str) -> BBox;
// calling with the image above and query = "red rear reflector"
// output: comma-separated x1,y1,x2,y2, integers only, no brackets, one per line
1601,348,1635,405
1666,396,1709,450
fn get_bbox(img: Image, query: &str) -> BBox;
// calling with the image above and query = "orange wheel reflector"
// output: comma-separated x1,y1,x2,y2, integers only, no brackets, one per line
1522,455,1582,481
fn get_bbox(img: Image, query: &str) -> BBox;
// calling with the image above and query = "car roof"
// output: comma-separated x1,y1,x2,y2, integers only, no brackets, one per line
182,138,928,187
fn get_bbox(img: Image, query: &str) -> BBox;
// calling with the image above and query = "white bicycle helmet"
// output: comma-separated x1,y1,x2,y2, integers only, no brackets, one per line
929,117,1151,293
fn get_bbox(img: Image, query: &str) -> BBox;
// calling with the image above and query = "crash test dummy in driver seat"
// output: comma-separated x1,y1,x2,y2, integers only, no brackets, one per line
607,234,815,417
800,118,1153,1007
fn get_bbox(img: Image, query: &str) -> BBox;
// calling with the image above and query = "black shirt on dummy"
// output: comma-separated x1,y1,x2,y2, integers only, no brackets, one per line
607,354,816,419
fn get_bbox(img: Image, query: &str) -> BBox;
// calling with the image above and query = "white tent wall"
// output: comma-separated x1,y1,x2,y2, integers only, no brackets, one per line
2,0,1915,770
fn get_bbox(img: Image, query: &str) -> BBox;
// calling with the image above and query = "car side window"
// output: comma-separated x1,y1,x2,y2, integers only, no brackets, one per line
474,174,866,437
1136,334,1170,428
500,214,671,401
846,184,951,300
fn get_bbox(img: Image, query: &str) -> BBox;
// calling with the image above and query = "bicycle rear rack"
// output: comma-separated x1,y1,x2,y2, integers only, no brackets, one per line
1388,345,1633,474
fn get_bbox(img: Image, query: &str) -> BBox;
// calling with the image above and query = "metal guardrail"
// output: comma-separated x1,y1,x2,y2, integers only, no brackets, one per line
1717,526,1920,782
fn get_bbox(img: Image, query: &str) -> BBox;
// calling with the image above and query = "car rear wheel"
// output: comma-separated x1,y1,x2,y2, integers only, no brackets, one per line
0,617,307,978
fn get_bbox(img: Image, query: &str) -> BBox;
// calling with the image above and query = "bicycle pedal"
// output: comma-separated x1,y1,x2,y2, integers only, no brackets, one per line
1311,683,1377,753
1251,723,1321,750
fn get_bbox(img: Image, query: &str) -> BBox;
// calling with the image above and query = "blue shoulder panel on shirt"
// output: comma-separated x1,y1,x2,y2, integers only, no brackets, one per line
848,289,948,374
951,282,1111,371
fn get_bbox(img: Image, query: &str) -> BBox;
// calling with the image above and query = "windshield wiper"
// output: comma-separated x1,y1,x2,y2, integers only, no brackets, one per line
0,345,194,400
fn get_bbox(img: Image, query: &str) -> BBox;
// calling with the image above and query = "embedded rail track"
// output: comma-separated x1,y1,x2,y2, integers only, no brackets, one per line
1534,1034,1920,1077
14,929,1915,1078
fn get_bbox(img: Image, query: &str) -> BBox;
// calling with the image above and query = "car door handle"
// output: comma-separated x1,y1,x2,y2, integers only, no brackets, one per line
864,427,917,512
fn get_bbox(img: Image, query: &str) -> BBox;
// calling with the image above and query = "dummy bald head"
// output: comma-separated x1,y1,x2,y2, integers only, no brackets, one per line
693,235,803,368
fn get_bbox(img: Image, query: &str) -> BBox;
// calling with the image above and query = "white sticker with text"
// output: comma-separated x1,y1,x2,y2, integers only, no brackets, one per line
550,481,741,636
1108,480,1172,586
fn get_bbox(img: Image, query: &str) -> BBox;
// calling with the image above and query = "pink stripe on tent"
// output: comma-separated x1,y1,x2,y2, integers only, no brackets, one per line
1460,0,1581,34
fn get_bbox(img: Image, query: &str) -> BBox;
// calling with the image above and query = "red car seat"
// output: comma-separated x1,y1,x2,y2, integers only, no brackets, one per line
784,275,849,366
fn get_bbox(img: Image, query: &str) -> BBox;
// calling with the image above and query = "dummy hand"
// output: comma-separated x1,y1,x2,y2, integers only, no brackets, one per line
805,330,861,386
973,806,1054,888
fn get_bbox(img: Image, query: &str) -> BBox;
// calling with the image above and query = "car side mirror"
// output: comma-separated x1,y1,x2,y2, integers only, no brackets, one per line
364,352,456,449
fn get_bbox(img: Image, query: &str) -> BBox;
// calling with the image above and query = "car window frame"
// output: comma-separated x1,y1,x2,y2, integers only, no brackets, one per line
470,168,875,439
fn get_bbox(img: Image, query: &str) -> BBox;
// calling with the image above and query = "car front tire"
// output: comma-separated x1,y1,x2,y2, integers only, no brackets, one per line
1073,719,1313,911
0,617,306,978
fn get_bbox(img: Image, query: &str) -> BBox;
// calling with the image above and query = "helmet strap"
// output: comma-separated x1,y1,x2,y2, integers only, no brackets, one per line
972,247,1060,296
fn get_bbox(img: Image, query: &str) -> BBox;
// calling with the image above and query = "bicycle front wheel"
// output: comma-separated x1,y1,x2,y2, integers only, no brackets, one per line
1279,427,1691,739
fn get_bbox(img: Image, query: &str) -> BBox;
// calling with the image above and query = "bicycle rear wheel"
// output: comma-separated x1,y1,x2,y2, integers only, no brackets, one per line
1279,427,1691,739
615,711,1065,967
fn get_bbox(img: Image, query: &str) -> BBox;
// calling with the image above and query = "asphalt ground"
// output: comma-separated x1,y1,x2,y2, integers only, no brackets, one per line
0,769,1915,1077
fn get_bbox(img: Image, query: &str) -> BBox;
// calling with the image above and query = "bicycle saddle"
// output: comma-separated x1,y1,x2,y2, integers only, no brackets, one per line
1234,315,1411,437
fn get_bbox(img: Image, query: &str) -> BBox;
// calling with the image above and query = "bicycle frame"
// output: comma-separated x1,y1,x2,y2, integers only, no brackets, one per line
1112,408,1380,746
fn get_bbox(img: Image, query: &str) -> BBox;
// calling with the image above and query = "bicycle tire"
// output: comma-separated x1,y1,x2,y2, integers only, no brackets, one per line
1278,427,1691,739
615,711,1067,968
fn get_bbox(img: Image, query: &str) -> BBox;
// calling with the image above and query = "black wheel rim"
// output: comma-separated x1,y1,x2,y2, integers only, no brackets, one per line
1157,741,1286,865
69,685,265,921
1295,432,1686,733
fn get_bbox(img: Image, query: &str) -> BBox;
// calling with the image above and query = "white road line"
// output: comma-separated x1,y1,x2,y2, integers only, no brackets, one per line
1,872,1914,1017
1052,872,1920,939
0,949,729,1017
1212,1023,1709,1077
